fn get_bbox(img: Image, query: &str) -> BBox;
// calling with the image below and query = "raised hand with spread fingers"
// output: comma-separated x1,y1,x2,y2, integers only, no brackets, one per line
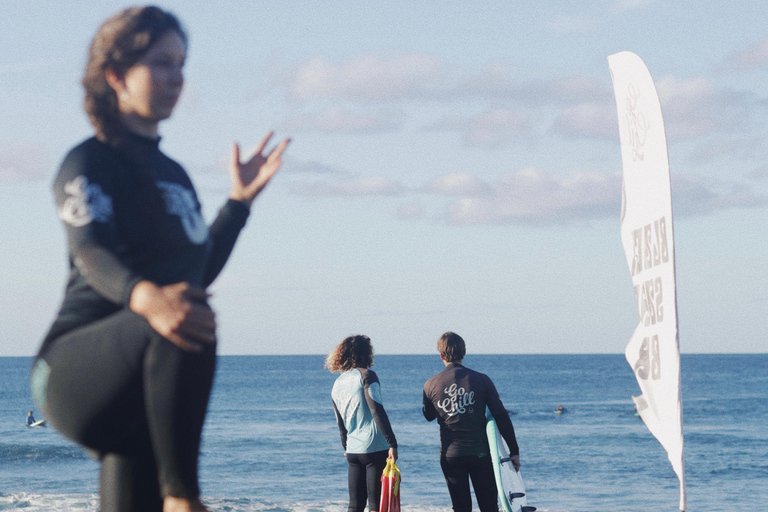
229,131,291,208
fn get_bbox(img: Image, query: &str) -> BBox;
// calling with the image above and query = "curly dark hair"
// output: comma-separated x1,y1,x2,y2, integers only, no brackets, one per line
325,335,375,373
82,5,187,142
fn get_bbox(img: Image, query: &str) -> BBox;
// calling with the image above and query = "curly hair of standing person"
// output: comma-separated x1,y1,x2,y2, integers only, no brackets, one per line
325,335,375,373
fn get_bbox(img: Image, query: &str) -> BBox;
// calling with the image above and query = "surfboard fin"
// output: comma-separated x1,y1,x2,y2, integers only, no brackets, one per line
508,492,525,499
521,507,536,512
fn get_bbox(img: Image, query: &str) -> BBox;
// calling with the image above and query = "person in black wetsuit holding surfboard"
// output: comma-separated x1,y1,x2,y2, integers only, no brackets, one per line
29,6,289,512
423,332,520,512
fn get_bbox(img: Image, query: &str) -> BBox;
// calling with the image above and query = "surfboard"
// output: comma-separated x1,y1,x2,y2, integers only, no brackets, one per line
27,419,47,428
486,413,535,512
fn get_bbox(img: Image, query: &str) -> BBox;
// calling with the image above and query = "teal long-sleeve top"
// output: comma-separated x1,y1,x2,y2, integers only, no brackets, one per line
331,368,397,454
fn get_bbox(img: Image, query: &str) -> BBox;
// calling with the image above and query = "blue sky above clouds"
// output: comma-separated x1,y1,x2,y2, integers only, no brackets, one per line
1,1,766,355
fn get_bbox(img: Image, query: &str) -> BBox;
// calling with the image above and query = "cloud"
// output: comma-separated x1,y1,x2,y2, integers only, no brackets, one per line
429,107,533,148
278,54,617,145
281,53,611,107
424,172,490,196
671,174,768,215
0,142,48,181
722,36,768,71
655,76,750,140
283,54,444,102
285,167,766,224
548,75,613,103
286,106,405,133
454,66,611,106
449,68,612,106
426,169,767,225
277,54,762,150
290,175,404,196
554,100,619,139
441,168,622,225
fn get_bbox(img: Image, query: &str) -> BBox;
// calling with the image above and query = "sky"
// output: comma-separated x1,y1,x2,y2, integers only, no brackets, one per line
1,1,766,356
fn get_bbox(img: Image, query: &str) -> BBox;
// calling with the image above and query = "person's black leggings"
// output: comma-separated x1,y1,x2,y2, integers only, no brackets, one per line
440,453,499,512
31,309,216,512
345,450,388,512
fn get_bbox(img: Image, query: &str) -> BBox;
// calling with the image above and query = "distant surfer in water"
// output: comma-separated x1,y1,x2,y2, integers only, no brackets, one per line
423,332,521,512
326,335,399,512
26,411,35,426
29,6,288,512
555,404,567,414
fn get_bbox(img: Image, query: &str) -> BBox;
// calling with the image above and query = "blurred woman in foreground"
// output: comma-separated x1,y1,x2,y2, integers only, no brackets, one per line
31,6,289,511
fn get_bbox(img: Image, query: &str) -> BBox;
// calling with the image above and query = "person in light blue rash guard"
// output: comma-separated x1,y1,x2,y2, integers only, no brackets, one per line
326,335,398,512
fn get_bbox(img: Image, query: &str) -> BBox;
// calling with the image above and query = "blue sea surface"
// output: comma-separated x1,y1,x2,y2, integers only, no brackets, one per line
0,354,766,512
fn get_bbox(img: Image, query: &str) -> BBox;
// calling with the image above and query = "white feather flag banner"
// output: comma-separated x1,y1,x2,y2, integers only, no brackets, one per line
607,51,686,511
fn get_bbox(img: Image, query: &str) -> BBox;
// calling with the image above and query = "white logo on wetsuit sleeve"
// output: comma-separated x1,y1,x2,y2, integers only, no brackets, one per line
59,175,113,227
436,383,475,417
157,181,209,245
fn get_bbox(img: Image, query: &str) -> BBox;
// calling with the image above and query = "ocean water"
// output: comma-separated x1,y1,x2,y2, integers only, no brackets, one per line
0,354,766,512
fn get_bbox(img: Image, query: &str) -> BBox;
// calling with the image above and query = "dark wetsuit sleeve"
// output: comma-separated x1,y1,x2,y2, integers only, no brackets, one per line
332,400,348,450
422,385,438,421
202,199,250,287
485,374,519,456
54,150,143,306
362,370,398,448
73,244,146,306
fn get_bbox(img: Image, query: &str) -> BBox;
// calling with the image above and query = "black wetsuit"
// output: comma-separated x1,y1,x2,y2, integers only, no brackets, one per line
31,133,250,511
423,362,519,512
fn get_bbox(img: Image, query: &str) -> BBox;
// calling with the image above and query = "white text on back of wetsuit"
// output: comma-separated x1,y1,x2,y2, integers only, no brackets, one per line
437,384,475,417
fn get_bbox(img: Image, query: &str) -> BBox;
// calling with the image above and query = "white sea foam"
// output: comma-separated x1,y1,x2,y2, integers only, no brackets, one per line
0,495,506,512
0,493,99,511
